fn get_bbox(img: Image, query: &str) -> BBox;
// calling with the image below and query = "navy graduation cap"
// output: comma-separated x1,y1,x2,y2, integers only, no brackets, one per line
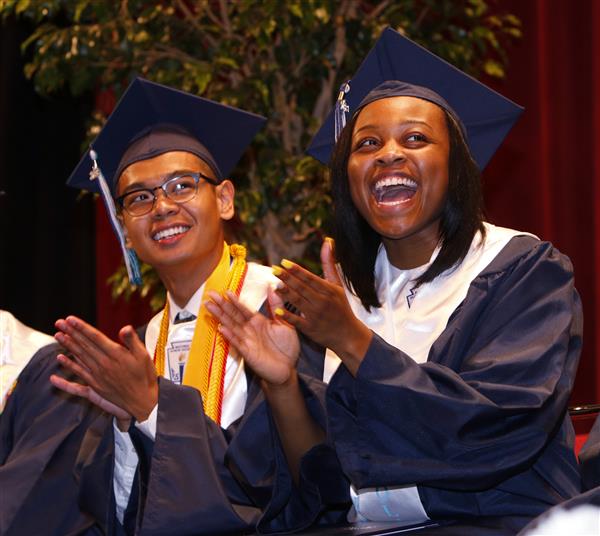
306,27,523,170
68,77,266,192
67,77,266,285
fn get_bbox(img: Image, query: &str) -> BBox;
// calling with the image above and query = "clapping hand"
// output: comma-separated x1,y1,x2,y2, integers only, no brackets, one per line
205,288,300,386
271,239,372,375
50,316,158,424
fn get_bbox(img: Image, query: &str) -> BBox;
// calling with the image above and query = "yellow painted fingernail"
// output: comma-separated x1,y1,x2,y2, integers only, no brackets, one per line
325,236,334,247
274,307,285,317
272,265,283,276
281,259,294,269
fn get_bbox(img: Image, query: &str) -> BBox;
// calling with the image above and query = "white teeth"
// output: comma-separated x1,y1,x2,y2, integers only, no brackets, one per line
153,225,189,241
374,176,418,190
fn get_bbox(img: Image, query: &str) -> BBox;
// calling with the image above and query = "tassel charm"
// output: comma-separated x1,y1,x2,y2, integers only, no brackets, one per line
334,81,351,142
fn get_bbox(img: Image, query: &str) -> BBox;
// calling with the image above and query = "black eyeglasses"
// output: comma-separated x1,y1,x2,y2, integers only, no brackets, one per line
116,172,218,216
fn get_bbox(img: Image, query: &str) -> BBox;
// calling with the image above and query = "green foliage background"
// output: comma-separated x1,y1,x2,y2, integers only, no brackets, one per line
1,0,520,311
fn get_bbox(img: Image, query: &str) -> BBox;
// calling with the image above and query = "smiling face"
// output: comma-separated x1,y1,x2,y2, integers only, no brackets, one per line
116,151,234,280
347,96,450,267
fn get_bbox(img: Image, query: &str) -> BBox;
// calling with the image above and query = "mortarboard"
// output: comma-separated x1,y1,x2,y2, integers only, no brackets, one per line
68,77,266,192
306,27,523,170
67,77,266,285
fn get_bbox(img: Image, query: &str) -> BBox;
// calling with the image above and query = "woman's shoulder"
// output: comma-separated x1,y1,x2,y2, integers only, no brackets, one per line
478,224,574,281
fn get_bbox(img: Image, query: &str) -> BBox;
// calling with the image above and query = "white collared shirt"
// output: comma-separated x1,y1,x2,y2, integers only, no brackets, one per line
113,262,277,522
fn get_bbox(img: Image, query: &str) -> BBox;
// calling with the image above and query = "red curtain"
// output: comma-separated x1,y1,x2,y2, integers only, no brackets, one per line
483,0,599,405
96,0,600,404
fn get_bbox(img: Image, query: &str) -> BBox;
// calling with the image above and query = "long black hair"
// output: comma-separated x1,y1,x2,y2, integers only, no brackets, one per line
330,106,485,311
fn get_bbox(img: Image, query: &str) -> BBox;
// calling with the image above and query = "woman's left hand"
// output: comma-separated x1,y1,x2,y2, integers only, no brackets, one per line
273,239,372,375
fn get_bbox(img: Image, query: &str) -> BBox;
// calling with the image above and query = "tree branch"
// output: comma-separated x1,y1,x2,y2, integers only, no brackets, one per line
365,0,392,21
414,5,431,30
219,0,232,36
150,43,207,65
311,0,357,122
174,0,204,34
201,0,226,30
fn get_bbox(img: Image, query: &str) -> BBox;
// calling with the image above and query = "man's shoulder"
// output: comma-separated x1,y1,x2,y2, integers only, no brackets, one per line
244,262,279,290
238,262,279,312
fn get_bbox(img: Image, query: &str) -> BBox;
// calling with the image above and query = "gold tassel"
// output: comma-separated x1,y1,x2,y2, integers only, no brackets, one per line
153,242,247,424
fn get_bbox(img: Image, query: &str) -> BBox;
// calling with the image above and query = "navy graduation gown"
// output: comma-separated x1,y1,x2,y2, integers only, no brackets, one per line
0,342,109,535
77,334,348,535
325,236,582,531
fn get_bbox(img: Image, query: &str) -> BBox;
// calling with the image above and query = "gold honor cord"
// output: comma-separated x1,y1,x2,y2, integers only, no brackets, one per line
153,242,248,424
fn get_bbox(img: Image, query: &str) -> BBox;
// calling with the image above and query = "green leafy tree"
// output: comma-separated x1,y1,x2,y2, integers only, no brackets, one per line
1,0,520,310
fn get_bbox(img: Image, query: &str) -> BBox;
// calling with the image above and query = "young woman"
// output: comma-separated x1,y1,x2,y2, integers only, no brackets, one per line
209,31,583,535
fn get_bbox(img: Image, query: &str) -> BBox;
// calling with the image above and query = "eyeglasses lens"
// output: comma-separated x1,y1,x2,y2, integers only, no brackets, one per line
122,175,199,216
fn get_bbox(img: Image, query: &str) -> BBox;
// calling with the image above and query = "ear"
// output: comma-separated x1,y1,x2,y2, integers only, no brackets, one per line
117,212,133,249
216,180,235,221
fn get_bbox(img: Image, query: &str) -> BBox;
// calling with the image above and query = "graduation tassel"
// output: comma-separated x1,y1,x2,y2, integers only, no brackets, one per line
334,81,351,142
88,149,143,286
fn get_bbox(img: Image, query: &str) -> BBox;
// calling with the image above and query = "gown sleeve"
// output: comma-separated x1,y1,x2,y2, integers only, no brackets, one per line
0,343,108,536
129,377,261,535
78,334,348,535
327,239,582,492
79,377,267,536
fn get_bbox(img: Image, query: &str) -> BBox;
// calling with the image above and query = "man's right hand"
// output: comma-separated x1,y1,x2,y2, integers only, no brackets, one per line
50,316,158,422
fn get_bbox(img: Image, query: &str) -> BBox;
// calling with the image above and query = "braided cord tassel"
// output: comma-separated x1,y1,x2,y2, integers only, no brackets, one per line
152,243,248,424
153,301,170,376
204,244,248,423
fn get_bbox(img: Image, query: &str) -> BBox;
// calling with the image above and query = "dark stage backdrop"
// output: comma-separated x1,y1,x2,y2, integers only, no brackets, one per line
0,19,95,334
1,1,598,404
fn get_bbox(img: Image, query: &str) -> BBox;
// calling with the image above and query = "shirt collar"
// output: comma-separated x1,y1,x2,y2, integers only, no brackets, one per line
374,242,441,302
166,283,205,323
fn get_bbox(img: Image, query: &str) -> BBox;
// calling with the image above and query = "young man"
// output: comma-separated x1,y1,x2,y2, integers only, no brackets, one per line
43,79,344,534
